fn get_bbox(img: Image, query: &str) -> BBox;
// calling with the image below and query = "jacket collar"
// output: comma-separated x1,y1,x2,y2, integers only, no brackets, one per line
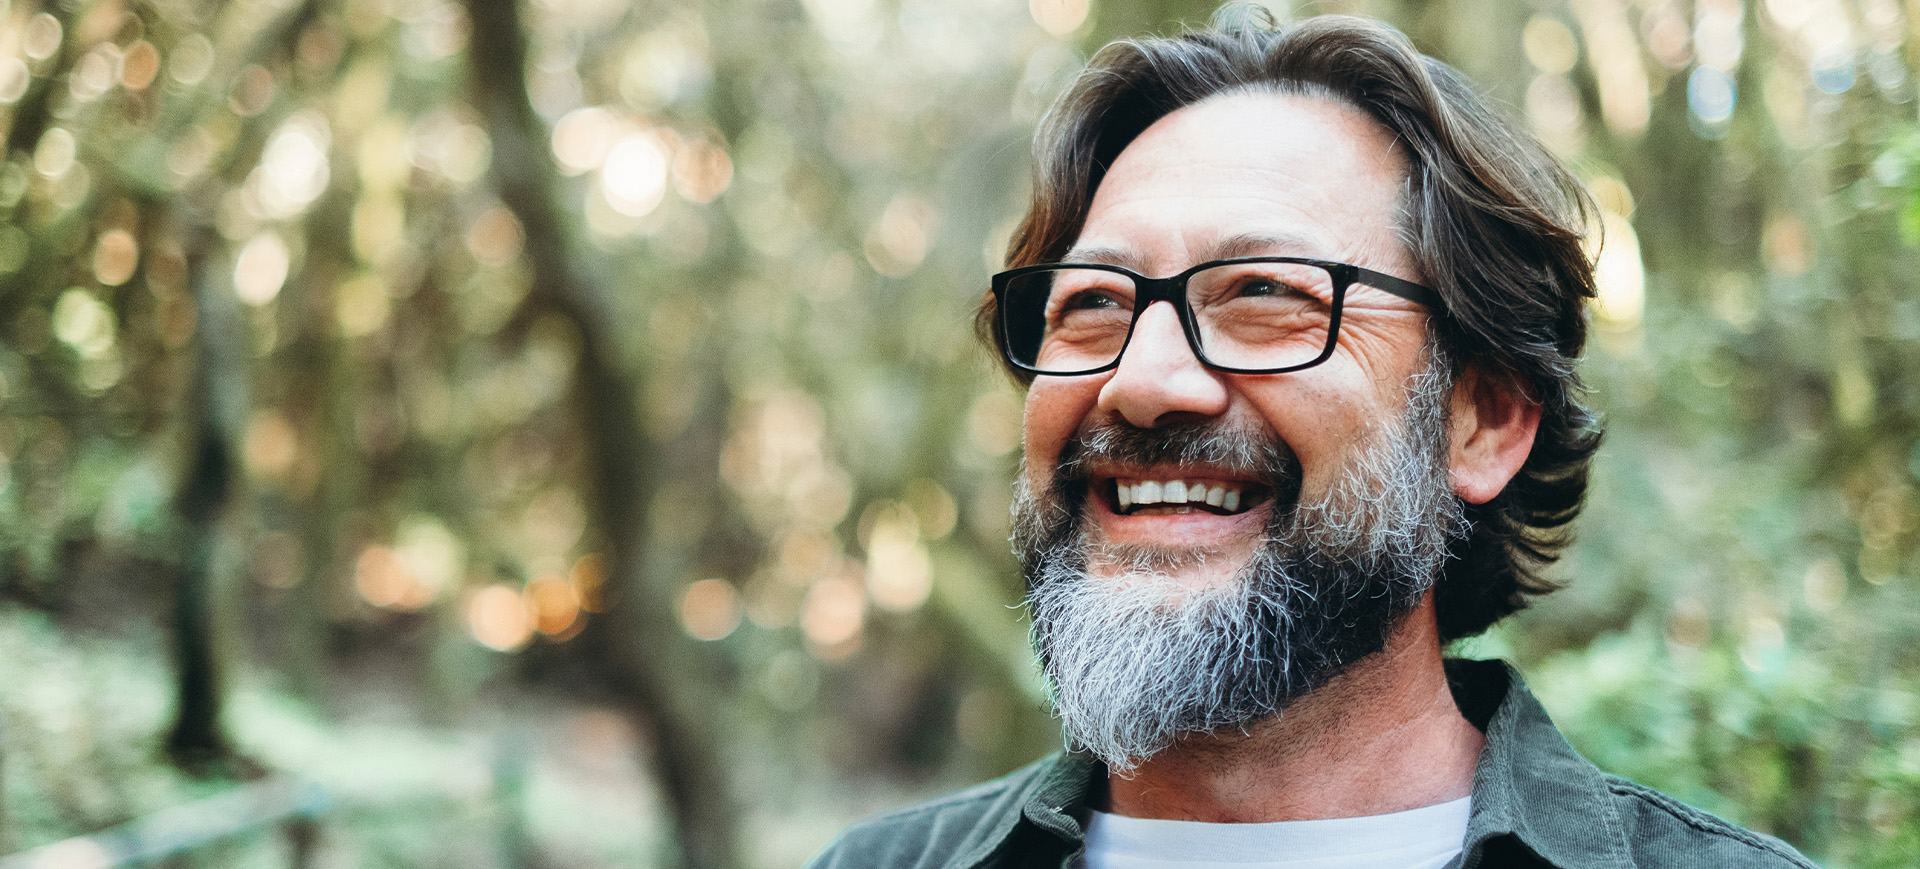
1451,659,1635,868
952,659,1634,869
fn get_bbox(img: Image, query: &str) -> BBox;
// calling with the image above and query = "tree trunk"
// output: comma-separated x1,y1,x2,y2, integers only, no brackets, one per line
463,0,741,865
165,228,247,771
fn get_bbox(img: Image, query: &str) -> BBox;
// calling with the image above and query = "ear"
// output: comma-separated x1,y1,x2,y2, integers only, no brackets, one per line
1448,364,1541,505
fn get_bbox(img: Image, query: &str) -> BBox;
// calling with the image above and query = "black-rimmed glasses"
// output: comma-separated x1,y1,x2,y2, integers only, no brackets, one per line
991,256,1439,376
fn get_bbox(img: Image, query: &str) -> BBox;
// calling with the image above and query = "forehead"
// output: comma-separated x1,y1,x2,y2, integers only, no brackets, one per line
1071,89,1413,274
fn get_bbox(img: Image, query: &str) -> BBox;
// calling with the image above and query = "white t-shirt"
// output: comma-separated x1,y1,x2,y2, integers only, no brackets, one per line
1078,797,1471,869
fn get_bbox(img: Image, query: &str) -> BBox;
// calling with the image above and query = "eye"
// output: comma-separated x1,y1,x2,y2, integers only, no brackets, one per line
1232,276,1312,300
1236,278,1282,298
1063,290,1123,310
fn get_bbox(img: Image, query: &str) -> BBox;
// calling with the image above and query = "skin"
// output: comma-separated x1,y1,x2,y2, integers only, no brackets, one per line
1020,90,1542,821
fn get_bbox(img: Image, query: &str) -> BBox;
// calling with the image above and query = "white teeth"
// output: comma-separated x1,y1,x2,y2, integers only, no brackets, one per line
1137,481,1162,504
1117,478,1249,512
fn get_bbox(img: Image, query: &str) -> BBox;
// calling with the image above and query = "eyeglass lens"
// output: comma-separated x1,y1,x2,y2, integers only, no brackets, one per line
1001,261,1340,373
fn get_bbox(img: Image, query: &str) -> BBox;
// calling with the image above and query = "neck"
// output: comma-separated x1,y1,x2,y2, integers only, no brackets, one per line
1102,598,1482,822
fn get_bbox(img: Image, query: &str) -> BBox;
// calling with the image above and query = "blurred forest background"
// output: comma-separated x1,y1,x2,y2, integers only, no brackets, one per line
0,0,1917,864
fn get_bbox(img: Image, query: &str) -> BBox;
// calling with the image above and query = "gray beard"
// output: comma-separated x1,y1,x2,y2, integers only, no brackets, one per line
1014,359,1467,773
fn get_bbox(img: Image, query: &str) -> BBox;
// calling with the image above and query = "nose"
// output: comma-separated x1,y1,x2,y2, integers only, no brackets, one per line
1096,301,1230,428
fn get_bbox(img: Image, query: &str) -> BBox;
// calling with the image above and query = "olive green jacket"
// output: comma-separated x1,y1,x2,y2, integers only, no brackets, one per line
807,660,1817,869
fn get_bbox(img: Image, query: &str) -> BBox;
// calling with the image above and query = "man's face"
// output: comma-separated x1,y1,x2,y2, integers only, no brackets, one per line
1021,90,1436,593
1014,90,1466,770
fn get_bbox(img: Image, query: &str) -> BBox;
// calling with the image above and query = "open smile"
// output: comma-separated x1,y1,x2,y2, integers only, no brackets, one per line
1114,476,1267,515
1096,471,1273,518
1076,468,1275,555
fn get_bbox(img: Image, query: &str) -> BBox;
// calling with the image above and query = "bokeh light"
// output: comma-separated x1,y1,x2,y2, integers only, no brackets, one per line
169,34,214,86
551,106,624,175
244,412,299,480
1030,0,1089,36
34,128,77,179
334,274,391,337
526,573,582,636
600,131,670,217
70,44,120,102
408,112,490,184
864,195,937,277
91,230,139,286
396,519,463,600
1591,211,1645,332
52,289,116,359
355,521,464,612
467,207,526,267
231,65,278,117
121,42,160,90
679,578,742,641
864,506,931,613
671,137,732,203
801,575,865,657
234,233,291,305
1689,66,1738,125
1522,17,1578,75
1693,0,1744,71
570,554,608,612
355,546,426,610
351,194,405,265
255,112,332,219
0,59,29,104
468,584,534,651
23,14,62,61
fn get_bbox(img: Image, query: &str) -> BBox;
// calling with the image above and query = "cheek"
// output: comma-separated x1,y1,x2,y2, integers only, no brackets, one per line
1021,378,1101,470
1239,377,1378,487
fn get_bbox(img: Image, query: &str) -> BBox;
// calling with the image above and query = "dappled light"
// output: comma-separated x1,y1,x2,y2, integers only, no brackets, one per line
678,577,742,641
232,233,290,305
468,583,535,651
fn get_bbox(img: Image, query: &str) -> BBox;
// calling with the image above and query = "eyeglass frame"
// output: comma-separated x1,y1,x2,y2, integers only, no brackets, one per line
989,255,1442,377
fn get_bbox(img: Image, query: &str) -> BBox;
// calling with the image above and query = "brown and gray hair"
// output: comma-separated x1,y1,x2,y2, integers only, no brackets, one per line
980,9,1603,641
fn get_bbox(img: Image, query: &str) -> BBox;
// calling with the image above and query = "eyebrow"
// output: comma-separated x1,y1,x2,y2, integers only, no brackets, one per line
1062,230,1333,274
1059,244,1147,271
1208,230,1328,260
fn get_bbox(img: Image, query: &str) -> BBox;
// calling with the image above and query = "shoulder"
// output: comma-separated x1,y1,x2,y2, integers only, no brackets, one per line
1601,774,1820,868
1448,659,1821,869
804,757,1057,869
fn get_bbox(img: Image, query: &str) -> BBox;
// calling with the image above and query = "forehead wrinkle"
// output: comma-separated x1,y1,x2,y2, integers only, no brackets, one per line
1063,229,1336,277
1206,229,1333,262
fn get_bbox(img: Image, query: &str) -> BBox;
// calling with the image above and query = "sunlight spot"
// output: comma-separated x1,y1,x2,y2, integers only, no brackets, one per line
1030,0,1088,36
679,578,742,641
234,233,291,305
469,584,533,651
600,131,669,217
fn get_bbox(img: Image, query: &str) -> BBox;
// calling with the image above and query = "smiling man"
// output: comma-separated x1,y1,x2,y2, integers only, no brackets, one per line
810,12,1814,869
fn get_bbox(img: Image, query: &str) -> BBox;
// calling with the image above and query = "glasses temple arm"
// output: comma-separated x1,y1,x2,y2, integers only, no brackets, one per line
1351,266,1442,310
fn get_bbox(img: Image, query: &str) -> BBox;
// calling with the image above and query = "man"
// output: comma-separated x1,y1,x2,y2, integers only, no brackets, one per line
812,11,1816,869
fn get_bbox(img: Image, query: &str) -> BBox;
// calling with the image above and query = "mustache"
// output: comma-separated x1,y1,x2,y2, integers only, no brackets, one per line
1056,417,1301,489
